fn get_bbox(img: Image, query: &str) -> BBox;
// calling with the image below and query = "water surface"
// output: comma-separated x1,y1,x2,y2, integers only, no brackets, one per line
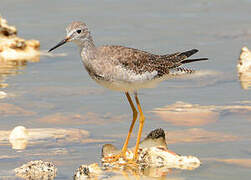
1,0,251,179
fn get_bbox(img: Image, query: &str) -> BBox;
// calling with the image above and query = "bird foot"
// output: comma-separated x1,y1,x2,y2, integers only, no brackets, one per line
103,151,137,166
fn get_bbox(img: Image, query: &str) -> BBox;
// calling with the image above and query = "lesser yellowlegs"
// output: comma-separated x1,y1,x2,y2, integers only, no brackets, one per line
49,21,208,162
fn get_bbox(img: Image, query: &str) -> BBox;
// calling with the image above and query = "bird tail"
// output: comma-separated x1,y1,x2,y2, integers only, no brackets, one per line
179,49,199,58
178,49,208,64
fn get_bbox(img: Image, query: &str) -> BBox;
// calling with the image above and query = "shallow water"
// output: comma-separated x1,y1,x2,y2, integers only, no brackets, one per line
1,0,251,179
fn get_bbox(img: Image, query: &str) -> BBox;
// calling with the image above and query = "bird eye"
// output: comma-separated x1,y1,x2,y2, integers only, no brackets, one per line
76,29,82,34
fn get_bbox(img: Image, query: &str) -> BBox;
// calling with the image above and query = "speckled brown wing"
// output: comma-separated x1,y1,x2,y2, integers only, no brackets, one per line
98,45,178,76
98,46,206,78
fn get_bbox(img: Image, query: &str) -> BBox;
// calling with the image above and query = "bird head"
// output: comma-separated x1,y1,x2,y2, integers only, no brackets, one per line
48,21,90,52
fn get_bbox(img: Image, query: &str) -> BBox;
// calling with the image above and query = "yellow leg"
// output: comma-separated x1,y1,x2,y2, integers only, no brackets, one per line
104,92,138,163
134,93,145,160
121,92,138,156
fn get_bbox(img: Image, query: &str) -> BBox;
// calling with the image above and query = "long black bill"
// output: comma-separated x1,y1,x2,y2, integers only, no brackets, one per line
48,38,69,52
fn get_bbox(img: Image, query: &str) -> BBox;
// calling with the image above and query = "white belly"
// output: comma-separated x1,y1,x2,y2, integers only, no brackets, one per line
94,78,161,92
93,70,197,92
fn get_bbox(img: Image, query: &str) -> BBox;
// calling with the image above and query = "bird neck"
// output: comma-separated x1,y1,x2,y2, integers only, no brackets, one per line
78,35,97,60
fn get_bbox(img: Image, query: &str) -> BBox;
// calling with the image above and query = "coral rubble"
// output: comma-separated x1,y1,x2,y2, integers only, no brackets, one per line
0,16,40,61
74,128,201,180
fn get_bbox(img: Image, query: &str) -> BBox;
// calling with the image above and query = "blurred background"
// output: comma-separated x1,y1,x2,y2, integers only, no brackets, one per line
0,0,251,179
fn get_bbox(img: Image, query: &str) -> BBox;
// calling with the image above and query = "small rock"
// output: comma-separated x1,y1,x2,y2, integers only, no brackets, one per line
237,46,251,73
14,160,57,180
138,147,200,170
74,163,102,180
9,126,28,140
237,46,251,89
0,16,17,36
9,126,28,150
0,91,7,99
0,16,40,61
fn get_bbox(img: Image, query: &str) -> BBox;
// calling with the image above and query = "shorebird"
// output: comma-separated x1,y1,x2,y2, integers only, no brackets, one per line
49,21,208,162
